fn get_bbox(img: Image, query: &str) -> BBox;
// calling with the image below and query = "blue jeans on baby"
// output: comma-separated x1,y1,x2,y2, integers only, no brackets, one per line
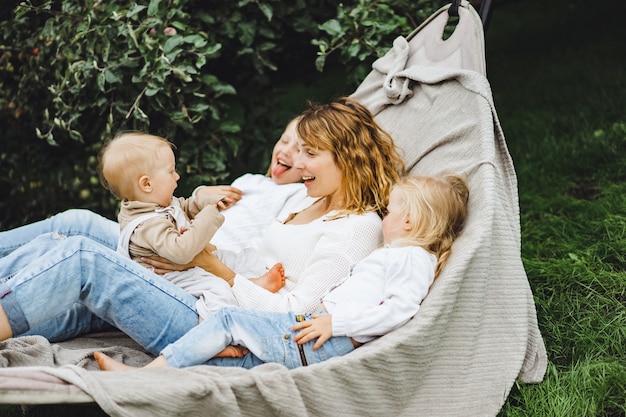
0,233,199,354
0,209,119,258
161,306,355,370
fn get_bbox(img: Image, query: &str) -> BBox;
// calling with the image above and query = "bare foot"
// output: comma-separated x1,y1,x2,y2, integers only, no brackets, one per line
249,263,285,293
0,304,13,341
94,351,137,372
95,351,170,371
214,345,249,358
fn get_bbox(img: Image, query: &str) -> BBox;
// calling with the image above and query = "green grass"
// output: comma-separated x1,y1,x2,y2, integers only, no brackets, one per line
488,0,626,415
2,0,626,415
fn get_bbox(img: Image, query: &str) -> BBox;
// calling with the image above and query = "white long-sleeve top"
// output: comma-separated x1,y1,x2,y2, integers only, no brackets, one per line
231,209,383,314
323,245,436,344
195,174,308,252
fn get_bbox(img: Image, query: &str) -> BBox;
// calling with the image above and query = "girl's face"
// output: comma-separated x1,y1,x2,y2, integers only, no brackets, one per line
294,139,343,201
149,146,180,207
382,188,410,244
269,119,302,185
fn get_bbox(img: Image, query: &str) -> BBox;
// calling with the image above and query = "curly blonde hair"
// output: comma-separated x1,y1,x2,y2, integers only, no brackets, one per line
392,175,469,278
296,97,406,217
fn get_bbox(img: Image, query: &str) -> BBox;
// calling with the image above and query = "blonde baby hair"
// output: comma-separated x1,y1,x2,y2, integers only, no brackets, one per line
392,175,469,278
98,132,175,201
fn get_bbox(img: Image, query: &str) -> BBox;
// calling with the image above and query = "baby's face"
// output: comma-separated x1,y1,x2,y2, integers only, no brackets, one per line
150,146,180,207
269,119,303,185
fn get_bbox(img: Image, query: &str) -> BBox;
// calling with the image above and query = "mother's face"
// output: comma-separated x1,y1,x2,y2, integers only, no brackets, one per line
294,139,343,200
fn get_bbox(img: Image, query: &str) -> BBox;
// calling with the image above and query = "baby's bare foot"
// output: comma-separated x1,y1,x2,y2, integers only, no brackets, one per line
249,263,285,293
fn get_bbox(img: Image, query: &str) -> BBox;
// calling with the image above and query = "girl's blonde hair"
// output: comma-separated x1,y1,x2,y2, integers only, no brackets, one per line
98,132,174,201
392,175,469,278
296,97,406,217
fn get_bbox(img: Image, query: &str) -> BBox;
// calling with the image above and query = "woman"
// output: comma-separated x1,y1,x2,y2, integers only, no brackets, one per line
0,97,405,356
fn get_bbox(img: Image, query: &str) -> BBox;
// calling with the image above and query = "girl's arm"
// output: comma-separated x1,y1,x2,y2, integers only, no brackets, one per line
331,247,434,339
292,247,435,348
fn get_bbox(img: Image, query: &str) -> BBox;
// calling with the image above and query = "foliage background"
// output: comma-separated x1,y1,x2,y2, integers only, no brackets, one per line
0,0,451,228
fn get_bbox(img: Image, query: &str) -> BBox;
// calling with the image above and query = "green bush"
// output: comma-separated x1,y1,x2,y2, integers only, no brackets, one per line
0,0,448,228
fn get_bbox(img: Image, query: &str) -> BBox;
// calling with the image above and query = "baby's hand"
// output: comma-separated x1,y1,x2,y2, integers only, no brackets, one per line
196,185,243,209
216,198,231,211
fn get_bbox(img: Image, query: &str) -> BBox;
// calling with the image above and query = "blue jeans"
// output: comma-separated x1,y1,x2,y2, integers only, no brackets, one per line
0,209,119,258
0,210,120,340
162,306,355,370
0,233,199,354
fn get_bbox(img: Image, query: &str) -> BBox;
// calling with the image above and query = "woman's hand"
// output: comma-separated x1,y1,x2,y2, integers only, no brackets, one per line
141,256,191,274
196,185,243,209
142,244,218,274
143,245,236,286
292,314,333,350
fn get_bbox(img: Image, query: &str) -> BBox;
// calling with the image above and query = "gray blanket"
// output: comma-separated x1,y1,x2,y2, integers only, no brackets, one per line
0,3,547,416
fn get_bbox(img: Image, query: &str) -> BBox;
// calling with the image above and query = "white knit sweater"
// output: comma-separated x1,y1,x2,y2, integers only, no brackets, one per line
231,209,383,314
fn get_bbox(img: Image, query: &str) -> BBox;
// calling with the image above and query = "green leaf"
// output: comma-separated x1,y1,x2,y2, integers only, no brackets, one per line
127,22,140,49
171,67,192,82
147,0,160,17
204,43,222,55
258,3,273,21
104,69,121,83
195,54,206,68
183,34,207,48
220,121,241,133
163,36,184,53
145,86,160,96
347,42,360,58
213,83,236,96
319,19,343,36
200,74,218,84
68,129,83,142
315,55,326,72
97,72,106,92
189,103,210,112
171,21,187,30
133,106,149,122
126,5,147,19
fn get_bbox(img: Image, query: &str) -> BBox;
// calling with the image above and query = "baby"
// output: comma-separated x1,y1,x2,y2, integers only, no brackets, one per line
98,132,285,318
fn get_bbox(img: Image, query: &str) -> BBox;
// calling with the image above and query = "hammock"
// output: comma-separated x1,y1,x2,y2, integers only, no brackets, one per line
0,2,547,416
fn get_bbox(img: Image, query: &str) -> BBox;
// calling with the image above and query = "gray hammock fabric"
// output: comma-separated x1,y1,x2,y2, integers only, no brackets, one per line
0,2,547,416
